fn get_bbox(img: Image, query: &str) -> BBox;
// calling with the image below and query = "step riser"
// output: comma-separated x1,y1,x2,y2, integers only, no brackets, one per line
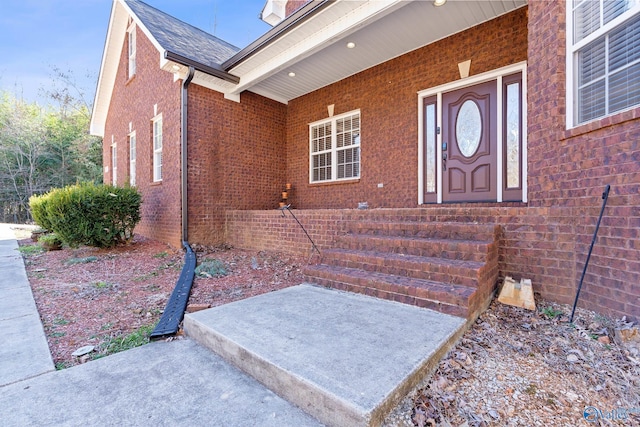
320,253,480,287
347,222,497,241
337,235,494,263
304,267,473,309
310,277,470,318
185,315,367,427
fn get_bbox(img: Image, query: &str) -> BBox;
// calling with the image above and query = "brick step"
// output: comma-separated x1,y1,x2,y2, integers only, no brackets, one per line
347,221,497,241
321,248,483,287
337,233,494,263
303,264,478,318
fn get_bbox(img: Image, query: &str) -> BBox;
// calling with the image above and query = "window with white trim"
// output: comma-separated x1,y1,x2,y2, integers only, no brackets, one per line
111,143,117,186
310,111,360,183
129,131,136,186
152,115,162,182
569,0,640,126
128,24,136,79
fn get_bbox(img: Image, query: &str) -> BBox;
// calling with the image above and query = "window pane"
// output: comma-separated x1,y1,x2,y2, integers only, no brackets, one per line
336,114,360,150
129,134,136,186
574,0,600,43
154,152,162,181
604,0,640,25
506,83,520,189
337,147,359,179
578,79,606,122
609,13,640,71
425,103,436,193
578,38,606,85
609,61,640,111
312,153,331,182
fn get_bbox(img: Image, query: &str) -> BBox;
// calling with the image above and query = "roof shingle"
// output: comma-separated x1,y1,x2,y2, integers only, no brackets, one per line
125,0,240,69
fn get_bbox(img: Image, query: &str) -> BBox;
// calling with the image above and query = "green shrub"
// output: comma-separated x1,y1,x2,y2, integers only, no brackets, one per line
29,183,141,248
39,233,63,250
29,194,53,231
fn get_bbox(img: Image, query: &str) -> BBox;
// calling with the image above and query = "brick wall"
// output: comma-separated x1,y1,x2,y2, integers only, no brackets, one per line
285,0,309,17
527,0,640,320
285,7,528,210
103,26,182,247
186,85,287,246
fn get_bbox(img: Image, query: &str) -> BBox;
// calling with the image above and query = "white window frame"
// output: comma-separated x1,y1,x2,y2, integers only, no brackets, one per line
309,110,361,183
128,23,136,79
566,0,640,128
152,114,163,182
129,131,136,186
111,143,117,186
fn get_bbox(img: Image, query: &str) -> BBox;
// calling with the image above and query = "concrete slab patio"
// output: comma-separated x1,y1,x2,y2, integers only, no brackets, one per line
0,223,55,386
185,284,466,427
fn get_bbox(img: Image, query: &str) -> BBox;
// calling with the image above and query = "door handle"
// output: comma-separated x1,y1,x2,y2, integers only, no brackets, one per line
443,153,447,171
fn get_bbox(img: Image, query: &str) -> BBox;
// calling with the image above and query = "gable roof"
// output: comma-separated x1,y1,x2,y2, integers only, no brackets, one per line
90,0,241,137
125,0,239,70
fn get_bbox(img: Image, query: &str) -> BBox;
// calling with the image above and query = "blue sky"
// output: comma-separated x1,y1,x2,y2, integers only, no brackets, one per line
0,0,271,105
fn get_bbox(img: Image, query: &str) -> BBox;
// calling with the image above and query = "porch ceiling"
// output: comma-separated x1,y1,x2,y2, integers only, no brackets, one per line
233,0,527,103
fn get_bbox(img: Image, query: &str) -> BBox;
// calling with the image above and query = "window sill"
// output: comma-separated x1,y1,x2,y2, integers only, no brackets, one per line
564,106,640,140
150,180,162,186
125,74,136,86
309,178,360,187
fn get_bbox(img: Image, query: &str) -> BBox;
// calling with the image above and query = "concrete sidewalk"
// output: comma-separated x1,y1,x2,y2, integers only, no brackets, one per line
0,338,322,427
0,223,55,386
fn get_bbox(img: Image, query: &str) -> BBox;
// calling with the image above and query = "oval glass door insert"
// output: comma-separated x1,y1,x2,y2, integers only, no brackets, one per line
456,100,482,158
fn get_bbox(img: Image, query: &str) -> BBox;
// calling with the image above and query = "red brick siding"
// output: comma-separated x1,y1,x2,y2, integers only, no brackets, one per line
285,7,528,209
103,26,182,247
186,86,287,245
527,0,640,321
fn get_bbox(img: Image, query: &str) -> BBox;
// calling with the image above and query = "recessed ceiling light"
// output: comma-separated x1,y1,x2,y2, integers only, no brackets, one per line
288,72,296,77
346,41,356,49
433,0,446,6
171,64,181,71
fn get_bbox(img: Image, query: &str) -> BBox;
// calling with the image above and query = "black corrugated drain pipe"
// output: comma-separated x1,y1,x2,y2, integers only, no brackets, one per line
151,66,197,339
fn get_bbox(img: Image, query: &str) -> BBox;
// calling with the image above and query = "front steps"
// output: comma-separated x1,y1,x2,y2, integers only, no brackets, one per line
304,219,501,319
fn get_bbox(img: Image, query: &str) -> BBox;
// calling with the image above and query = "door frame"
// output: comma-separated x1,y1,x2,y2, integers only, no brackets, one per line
417,61,527,204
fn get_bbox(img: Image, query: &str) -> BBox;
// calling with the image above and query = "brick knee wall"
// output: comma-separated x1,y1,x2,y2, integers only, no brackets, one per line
225,207,639,323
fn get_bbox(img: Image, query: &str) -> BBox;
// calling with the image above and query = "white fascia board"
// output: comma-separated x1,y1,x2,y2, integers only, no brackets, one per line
91,0,168,137
192,71,238,94
228,0,404,96
90,1,126,137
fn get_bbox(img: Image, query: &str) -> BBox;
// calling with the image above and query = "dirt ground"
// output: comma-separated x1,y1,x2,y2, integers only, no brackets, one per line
16,229,306,369
12,225,640,426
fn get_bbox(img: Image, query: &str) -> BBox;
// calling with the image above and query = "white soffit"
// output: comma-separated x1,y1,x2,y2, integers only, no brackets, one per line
234,0,527,103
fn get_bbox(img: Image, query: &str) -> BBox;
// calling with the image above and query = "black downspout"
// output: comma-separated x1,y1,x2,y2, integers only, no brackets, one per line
182,66,195,244
150,66,196,339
